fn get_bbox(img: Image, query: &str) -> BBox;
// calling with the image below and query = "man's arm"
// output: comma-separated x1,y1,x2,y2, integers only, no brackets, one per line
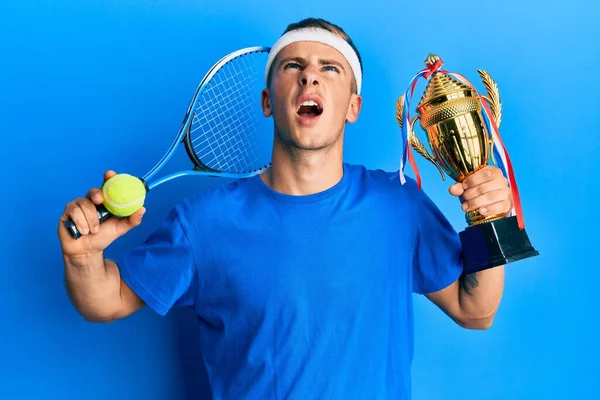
64,254,145,322
426,165,512,329
426,266,504,329
59,170,147,322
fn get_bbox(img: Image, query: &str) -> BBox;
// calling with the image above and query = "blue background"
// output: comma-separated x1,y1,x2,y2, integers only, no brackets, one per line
1,0,597,399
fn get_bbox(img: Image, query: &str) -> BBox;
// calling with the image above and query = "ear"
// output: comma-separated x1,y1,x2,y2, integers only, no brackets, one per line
261,88,272,117
345,94,362,123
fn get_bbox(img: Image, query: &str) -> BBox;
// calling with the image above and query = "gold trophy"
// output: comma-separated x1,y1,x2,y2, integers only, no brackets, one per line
397,54,538,274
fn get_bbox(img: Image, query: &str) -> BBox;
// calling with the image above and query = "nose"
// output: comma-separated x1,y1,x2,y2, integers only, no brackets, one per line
299,66,319,87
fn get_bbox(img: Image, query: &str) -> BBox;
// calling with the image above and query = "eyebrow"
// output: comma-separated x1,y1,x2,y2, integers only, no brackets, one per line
278,57,346,73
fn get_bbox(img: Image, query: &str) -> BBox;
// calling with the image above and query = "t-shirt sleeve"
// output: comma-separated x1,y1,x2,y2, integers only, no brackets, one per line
115,205,197,316
411,187,464,294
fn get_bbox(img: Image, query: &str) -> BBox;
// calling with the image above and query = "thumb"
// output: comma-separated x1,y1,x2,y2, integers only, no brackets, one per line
448,182,464,197
113,207,146,237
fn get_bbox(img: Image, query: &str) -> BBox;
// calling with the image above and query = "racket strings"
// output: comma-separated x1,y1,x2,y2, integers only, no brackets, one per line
196,62,261,149
189,52,269,173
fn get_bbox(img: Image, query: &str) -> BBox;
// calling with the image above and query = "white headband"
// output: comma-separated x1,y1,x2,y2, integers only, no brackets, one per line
264,27,362,94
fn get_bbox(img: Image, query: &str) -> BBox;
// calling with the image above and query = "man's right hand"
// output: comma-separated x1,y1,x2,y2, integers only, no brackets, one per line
58,170,146,258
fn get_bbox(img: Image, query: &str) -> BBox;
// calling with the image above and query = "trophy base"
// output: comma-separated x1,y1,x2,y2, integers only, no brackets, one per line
459,215,539,275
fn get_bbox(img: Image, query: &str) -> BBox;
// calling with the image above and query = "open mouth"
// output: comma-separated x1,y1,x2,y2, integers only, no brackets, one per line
296,100,323,118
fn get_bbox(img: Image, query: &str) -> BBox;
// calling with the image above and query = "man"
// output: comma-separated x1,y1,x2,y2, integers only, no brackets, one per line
58,17,511,399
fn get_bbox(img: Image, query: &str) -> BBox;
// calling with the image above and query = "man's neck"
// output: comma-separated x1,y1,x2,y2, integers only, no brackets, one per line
261,140,344,196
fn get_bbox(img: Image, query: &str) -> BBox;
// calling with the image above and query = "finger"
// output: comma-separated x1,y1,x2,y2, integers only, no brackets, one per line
461,176,508,202
86,187,104,205
448,182,464,197
461,188,510,212
104,170,117,182
462,166,502,190
77,197,102,234
63,200,90,236
477,199,513,217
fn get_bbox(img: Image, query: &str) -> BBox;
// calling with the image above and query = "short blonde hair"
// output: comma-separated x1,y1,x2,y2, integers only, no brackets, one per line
266,17,363,93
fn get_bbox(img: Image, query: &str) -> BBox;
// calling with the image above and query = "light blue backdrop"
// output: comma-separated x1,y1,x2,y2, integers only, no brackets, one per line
1,0,597,399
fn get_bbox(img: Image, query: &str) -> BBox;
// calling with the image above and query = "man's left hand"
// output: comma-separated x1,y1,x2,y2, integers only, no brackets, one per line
448,166,513,217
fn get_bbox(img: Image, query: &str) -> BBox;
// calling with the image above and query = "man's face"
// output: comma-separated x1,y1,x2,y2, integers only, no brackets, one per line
261,41,362,151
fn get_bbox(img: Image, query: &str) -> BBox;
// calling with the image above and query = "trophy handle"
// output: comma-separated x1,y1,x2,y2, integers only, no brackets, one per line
477,69,502,129
396,96,446,180
477,70,502,168
408,122,447,181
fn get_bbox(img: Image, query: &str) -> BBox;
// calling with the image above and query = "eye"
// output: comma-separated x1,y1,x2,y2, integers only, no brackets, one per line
323,65,340,73
284,62,302,70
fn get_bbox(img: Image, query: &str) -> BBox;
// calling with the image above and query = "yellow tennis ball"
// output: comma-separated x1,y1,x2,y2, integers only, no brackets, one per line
101,174,147,217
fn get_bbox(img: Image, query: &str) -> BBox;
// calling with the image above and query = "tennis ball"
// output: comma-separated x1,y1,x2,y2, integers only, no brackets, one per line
101,174,147,217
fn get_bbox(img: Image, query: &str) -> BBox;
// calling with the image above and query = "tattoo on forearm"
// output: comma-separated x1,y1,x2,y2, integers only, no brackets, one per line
460,273,479,295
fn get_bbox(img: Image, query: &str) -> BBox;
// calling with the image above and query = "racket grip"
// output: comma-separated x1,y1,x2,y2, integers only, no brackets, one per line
63,204,113,239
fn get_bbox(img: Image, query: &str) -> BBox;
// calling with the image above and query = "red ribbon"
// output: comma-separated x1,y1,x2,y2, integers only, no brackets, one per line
407,145,421,190
423,59,444,79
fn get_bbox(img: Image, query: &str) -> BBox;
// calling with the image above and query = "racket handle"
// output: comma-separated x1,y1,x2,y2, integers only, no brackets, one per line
63,204,113,239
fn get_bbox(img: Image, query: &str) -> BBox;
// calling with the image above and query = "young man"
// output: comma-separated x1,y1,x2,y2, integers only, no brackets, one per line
59,18,511,399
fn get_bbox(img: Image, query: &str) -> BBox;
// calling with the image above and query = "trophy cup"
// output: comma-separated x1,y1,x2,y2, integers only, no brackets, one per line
396,54,538,274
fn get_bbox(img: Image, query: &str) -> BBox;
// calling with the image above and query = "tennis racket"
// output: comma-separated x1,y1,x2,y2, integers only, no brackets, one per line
64,46,273,239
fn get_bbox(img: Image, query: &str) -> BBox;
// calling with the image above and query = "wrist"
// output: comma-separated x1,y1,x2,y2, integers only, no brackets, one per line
63,251,105,268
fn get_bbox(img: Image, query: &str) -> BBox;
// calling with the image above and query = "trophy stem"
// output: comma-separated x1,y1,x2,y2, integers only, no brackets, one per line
465,210,504,226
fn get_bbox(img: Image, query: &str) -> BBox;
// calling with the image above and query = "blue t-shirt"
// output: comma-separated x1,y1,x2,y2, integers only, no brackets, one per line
117,163,464,399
